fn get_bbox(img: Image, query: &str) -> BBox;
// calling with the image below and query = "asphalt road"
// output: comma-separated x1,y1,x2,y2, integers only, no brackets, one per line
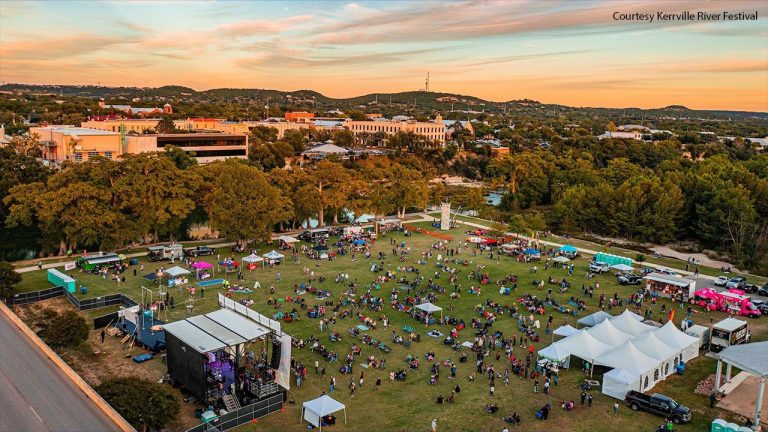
0,311,118,432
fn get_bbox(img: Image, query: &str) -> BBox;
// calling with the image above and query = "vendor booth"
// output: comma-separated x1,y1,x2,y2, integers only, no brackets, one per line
277,235,299,244
552,256,570,265
242,253,263,270
654,321,700,362
301,395,347,431
603,368,640,400
553,324,579,338
164,266,191,287
538,343,572,368
311,245,329,260
610,263,634,272
643,272,696,300
596,341,661,393
558,244,578,257
522,248,541,259
263,250,284,265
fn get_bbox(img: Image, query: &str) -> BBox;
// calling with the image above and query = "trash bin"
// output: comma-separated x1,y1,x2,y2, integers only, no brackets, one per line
80,286,87,295
676,363,686,375
130,258,139,266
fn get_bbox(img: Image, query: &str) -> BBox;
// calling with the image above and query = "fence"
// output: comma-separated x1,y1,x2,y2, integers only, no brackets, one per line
9,286,138,313
185,393,285,432
9,286,65,306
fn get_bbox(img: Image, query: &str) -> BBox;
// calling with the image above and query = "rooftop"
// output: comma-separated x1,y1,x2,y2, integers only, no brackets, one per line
38,127,119,136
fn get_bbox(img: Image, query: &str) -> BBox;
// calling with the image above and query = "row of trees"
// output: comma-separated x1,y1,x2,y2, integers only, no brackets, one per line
2,150,430,253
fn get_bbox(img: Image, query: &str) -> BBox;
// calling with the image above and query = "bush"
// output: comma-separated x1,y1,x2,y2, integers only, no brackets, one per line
635,253,646,263
37,309,89,349
98,378,180,431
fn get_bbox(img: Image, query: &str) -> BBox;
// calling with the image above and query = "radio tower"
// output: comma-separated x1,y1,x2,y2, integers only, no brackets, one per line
425,72,430,92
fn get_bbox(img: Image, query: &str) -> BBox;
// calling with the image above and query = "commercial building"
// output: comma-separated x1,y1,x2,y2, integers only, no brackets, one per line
82,118,250,136
284,111,315,123
346,115,446,146
30,125,122,164
81,118,160,134
125,133,248,164
98,102,172,117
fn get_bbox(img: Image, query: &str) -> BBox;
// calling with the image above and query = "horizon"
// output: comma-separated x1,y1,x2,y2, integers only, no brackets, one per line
1,0,767,111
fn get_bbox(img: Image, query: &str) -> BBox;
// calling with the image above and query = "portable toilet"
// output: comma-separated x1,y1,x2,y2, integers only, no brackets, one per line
711,419,726,432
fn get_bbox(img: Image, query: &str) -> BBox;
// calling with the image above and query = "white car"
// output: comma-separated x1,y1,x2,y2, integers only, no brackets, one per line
713,276,729,287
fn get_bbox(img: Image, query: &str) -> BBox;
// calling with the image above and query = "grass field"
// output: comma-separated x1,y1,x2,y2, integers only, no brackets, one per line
15,222,765,432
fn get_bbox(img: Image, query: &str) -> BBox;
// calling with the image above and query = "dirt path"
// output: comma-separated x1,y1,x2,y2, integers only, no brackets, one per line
650,245,738,271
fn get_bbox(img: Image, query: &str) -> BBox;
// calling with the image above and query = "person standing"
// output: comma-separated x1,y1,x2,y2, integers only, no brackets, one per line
329,376,335,393
350,382,356,398
315,360,319,374
580,391,587,405
709,392,716,408
100,329,106,344
613,402,619,414
587,393,593,407
490,383,495,397
431,419,437,432
376,378,381,391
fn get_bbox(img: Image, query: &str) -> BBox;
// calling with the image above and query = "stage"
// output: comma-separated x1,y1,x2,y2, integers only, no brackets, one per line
117,315,166,352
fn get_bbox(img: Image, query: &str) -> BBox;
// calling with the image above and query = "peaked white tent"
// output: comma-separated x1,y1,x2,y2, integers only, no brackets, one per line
596,341,662,392
633,331,680,378
553,324,579,338
277,235,299,244
577,310,612,327
263,250,284,262
587,320,634,348
610,310,655,337
653,321,700,362
610,263,634,272
301,395,346,430
552,256,570,263
538,343,572,368
242,253,263,263
416,302,443,319
555,330,613,365
603,368,640,400
164,266,191,277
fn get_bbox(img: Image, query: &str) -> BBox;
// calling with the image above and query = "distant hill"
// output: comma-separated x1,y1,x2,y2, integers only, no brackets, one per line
1,83,766,120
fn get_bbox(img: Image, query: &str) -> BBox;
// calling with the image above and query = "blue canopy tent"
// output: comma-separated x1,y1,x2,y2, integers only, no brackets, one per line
523,248,540,255
559,245,578,253
352,239,367,246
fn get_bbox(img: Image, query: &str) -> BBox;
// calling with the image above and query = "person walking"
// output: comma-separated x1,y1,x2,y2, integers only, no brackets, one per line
580,391,587,405
613,402,619,414
100,329,106,344
543,379,550,395
431,419,437,432
329,377,335,393
350,382,356,398
587,393,593,407
709,392,716,408
490,383,495,397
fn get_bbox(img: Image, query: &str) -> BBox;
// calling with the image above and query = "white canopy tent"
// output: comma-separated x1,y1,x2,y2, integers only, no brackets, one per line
654,321,700,362
596,341,662,392
609,310,655,337
164,266,191,277
242,253,263,263
555,330,613,366
538,343,572,368
302,395,347,430
553,324,579,338
586,320,634,348
603,368,640,400
632,331,680,378
263,250,285,262
277,235,299,244
610,263,634,272
552,256,570,263
577,310,612,327
416,302,443,319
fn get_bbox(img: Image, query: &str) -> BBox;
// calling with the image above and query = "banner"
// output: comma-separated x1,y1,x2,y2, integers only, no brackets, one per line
274,333,292,391
64,262,76,271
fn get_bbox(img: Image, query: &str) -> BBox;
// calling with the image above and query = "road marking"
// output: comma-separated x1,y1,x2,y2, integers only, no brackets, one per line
29,405,44,423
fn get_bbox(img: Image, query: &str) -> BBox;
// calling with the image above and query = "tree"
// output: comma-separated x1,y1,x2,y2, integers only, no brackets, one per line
0,262,21,302
606,121,617,132
97,378,180,432
155,115,176,134
7,133,44,157
162,145,197,169
283,129,308,154
37,309,89,349
307,160,352,225
347,110,367,121
204,160,284,244
331,129,354,147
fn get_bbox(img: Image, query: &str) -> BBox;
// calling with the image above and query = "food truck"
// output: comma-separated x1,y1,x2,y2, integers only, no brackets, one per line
76,252,122,271
692,288,760,317
710,318,750,352
643,272,696,301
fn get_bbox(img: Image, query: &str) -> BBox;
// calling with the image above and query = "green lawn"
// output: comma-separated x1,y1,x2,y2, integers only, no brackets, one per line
17,223,762,431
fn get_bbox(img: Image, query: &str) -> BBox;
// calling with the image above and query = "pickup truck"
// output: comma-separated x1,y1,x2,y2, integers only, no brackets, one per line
183,246,215,257
625,391,691,424
618,274,643,285
589,261,610,274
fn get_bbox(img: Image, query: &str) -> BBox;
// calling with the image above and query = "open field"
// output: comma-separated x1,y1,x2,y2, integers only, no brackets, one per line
15,222,766,432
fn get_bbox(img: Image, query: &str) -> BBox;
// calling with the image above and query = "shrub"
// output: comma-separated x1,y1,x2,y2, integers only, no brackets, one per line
98,378,180,432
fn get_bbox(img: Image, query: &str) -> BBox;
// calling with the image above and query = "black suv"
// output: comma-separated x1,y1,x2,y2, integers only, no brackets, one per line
183,246,215,257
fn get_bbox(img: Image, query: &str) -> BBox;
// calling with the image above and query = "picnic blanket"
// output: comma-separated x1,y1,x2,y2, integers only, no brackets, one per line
356,325,370,331
461,341,474,348
196,278,224,287
229,288,253,294
427,330,444,338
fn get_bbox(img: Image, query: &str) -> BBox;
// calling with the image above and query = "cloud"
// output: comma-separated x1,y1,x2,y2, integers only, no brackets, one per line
0,33,132,60
234,48,437,69
658,59,768,73
464,49,594,67
216,15,315,37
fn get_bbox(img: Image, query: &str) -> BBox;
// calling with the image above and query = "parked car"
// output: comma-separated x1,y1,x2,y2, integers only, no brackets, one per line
640,267,656,277
618,274,643,285
757,283,768,297
588,261,610,274
726,277,747,290
745,283,760,294
625,391,692,424
713,276,729,287
183,246,215,257
750,299,768,315
231,243,247,254
656,268,679,276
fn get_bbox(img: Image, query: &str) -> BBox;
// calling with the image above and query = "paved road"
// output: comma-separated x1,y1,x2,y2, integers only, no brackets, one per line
0,311,118,432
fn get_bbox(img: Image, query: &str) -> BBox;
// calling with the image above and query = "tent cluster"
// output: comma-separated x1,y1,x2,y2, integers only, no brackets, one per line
539,310,699,399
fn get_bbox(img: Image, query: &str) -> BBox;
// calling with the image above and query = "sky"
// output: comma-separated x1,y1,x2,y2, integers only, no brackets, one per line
1,0,767,111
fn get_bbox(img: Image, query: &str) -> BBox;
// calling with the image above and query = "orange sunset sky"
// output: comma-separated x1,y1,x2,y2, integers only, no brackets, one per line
1,0,767,111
